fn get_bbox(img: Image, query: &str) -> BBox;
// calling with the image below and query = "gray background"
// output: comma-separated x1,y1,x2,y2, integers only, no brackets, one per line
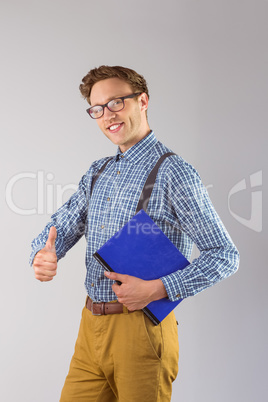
0,0,267,401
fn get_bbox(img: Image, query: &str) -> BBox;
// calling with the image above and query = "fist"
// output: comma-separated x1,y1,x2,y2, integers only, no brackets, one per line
33,226,58,282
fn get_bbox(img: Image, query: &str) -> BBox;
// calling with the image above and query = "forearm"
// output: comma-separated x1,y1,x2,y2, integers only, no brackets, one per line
147,279,168,303
166,162,240,301
161,242,240,301
30,174,89,265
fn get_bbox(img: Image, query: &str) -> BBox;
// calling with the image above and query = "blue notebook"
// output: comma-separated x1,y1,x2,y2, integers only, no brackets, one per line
93,209,190,325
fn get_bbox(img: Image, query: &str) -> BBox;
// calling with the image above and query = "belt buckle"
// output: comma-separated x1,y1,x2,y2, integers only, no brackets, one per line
91,301,102,316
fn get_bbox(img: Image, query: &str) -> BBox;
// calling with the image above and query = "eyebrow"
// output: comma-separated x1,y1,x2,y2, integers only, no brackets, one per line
91,94,127,107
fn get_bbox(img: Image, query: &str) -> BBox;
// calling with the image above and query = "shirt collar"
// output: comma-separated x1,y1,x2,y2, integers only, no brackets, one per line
115,130,158,164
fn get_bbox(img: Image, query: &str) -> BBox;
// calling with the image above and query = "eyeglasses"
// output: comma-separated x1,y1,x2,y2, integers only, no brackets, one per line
86,92,142,119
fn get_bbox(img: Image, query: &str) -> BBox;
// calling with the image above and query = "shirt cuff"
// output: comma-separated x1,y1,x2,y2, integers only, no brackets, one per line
29,245,45,266
160,271,187,302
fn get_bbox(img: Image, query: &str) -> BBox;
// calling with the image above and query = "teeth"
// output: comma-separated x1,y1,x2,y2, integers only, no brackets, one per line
109,124,120,130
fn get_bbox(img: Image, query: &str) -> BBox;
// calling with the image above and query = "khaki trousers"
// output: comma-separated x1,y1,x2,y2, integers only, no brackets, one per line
60,300,179,402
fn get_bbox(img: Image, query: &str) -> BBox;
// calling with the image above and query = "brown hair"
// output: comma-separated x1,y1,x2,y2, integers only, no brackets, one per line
79,65,149,104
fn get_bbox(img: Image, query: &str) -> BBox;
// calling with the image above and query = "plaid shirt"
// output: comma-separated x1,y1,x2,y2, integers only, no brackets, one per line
30,131,239,302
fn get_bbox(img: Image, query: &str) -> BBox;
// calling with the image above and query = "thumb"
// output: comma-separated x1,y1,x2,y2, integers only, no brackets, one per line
45,226,57,253
105,271,126,283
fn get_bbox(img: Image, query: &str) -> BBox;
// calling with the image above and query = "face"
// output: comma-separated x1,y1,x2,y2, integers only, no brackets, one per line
90,78,150,153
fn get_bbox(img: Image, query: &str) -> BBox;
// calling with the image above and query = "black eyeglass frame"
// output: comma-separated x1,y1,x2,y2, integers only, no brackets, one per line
86,92,142,119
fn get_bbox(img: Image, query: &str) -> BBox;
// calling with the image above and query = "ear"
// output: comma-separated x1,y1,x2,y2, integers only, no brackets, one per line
139,93,149,113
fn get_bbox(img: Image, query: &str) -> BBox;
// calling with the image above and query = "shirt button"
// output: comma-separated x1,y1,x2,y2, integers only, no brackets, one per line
121,155,124,158
117,171,120,175
101,225,105,229
176,294,181,298
91,283,94,287
107,197,110,201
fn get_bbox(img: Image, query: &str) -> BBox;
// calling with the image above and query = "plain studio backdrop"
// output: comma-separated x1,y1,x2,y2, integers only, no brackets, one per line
0,1,267,401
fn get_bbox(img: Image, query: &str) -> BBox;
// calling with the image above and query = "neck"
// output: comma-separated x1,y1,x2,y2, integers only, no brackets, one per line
120,126,151,153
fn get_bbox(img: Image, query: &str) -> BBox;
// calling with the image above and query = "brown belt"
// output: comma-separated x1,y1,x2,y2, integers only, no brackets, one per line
86,297,125,315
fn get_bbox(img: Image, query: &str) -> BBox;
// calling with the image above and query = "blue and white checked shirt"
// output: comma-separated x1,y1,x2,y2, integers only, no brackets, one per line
30,131,239,302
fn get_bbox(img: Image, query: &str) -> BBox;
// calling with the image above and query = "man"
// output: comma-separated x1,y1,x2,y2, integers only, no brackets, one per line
30,65,239,402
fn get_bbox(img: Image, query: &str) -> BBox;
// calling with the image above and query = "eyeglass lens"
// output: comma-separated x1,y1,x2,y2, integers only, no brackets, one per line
90,98,124,119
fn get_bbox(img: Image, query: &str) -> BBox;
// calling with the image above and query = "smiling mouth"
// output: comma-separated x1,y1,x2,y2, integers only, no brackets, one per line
107,123,123,132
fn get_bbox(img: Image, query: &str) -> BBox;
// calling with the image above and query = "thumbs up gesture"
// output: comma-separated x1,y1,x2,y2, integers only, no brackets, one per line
33,227,58,282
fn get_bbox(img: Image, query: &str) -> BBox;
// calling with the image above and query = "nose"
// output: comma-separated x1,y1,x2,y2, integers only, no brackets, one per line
103,106,116,120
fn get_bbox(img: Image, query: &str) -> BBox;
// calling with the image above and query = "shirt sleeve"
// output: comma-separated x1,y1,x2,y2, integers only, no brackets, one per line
160,160,240,301
29,169,92,265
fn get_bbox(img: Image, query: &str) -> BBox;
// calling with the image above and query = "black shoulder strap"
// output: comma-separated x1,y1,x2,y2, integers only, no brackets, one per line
90,157,113,196
135,152,176,213
90,152,176,210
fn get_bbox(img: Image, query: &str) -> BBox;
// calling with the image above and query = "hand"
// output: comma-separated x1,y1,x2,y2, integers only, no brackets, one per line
104,271,168,311
33,226,58,282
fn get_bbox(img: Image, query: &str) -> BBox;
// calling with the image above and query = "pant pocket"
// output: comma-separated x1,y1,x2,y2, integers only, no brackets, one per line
142,313,163,361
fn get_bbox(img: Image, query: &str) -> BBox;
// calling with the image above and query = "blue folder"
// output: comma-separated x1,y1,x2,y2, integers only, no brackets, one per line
93,209,190,325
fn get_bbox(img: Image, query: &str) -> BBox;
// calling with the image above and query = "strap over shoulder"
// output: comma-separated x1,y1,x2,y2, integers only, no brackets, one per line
90,152,176,212
135,152,176,213
90,157,113,196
